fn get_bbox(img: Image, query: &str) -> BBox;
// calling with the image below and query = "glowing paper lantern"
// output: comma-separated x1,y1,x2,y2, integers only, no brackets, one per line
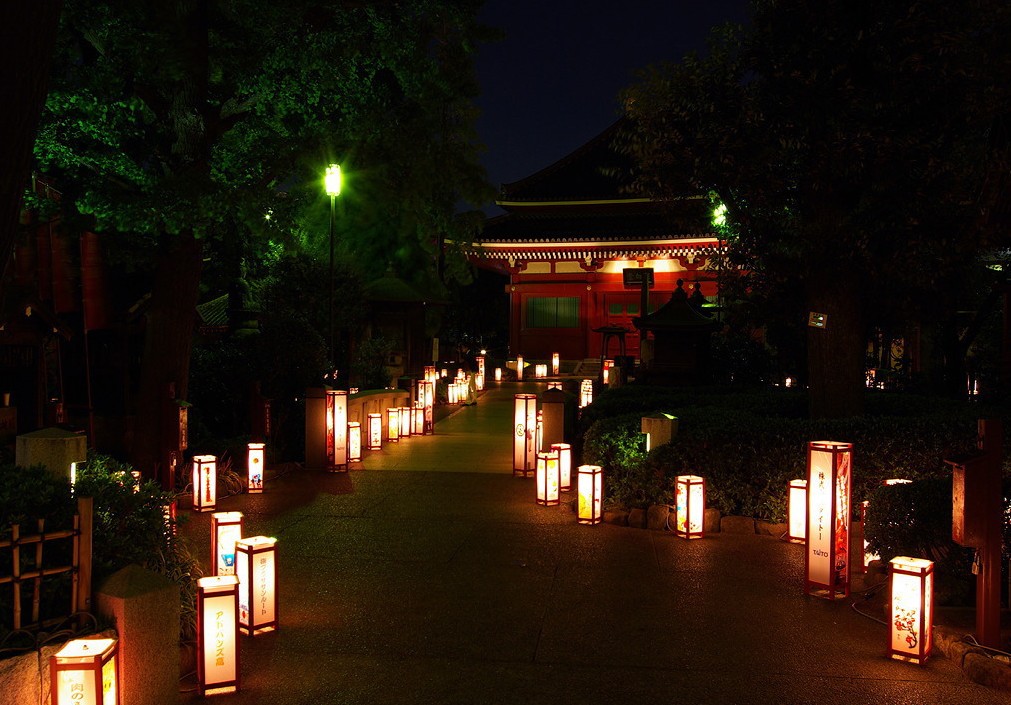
513,394,537,477
475,373,485,391
412,404,425,436
551,352,559,376
366,413,383,450
50,637,119,705
418,380,434,434
211,512,243,577
535,409,543,452
787,479,807,543
675,475,705,539
326,389,348,471
192,455,217,512
196,575,240,696
602,359,614,384
551,442,572,492
398,407,413,437
476,355,486,378
577,465,603,525
805,441,852,600
386,408,400,443
495,368,502,382
579,379,593,408
448,382,460,405
247,443,265,494
535,363,547,378
348,422,362,463
424,365,437,384
236,536,278,637
440,368,448,378
889,556,934,664
535,450,560,506
516,355,524,380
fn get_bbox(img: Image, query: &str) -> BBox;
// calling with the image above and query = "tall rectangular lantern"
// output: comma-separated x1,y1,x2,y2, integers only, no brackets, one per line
577,465,603,524
247,442,265,493
196,575,240,696
513,394,537,477
675,475,706,539
236,536,278,636
366,413,383,450
386,407,400,443
347,421,362,463
551,442,572,492
192,455,217,512
50,638,120,705
551,352,560,376
326,389,348,471
535,450,560,506
787,479,807,543
889,556,934,664
805,440,852,600
211,511,243,576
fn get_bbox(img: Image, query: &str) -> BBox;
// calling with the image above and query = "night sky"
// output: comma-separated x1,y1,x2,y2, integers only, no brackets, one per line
475,0,751,210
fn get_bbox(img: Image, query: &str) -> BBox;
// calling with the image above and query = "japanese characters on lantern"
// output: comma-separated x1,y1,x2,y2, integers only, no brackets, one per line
247,443,265,494
50,638,120,705
366,413,383,450
236,536,278,637
579,379,593,408
211,511,243,577
513,394,537,477
386,407,400,443
805,441,852,600
325,389,348,472
551,352,560,376
192,455,217,512
197,575,240,696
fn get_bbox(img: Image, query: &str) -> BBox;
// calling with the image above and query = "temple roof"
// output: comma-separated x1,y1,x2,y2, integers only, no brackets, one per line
634,281,720,332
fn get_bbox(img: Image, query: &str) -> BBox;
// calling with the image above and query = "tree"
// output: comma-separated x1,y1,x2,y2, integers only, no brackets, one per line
622,0,1011,417
34,0,493,478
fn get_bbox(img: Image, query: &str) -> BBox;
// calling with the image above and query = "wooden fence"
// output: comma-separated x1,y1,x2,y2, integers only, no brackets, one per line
0,496,93,631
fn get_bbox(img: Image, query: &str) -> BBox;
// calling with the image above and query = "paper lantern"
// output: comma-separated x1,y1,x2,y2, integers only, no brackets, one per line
424,365,437,384
579,379,593,408
476,355,486,378
247,443,265,493
535,450,560,506
675,475,705,539
366,413,383,450
889,556,934,664
551,352,559,376
50,637,119,705
399,407,413,437
236,536,278,637
577,465,603,525
787,479,807,543
602,359,613,384
196,575,240,696
412,404,425,436
211,512,243,577
513,394,537,477
418,380,434,434
551,442,572,492
192,455,217,512
448,382,459,405
805,440,853,600
475,373,485,391
348,422,362,463
535,363,547,378
386,408,400,443
325,389,348,472
495,368,502,382
516,355,524,380
535,409,543,452
440,368,448,378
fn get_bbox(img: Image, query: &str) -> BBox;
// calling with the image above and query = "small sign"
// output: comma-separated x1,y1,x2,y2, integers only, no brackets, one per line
622,268,654,288
808,312,828,329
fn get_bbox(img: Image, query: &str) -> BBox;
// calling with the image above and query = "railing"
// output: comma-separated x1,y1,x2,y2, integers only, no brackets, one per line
0,496,93,632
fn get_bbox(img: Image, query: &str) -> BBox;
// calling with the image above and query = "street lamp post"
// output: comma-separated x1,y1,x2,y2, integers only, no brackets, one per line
324,164,342,374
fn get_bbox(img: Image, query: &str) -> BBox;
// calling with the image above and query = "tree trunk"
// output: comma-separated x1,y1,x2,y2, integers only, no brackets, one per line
130,231,203,482
806,271,865,418
0,1,62,308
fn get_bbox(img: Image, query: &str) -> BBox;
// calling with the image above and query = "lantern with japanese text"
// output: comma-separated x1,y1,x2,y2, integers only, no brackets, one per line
326,389,348,471
197,575,240,696
192,455,217,512
475,373,485,391
577,465,603,524
476,355,486,378
236,536,278,636
805,441,853,600
211,512,243,577
535,364,547,378
495,367,502,382
551,352,559,376
787,479,807,543
386,408,400,443
247,443,265,494
418,380,434,434
424,365,437,384
675,475,706,539
366,413,383,450
579,379,593,408
889,556,934,664
535,450,560,506
516,355,524,380
348,422,362,463
50,638,120,705
513,394,537,477
602,359,614,384
551,442,572,492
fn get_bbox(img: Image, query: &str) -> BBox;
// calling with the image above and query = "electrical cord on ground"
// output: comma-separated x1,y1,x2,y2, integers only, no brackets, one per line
849,579,889,625
961,634,1011,662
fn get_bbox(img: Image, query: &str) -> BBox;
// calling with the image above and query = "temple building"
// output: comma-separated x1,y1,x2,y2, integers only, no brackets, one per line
466,120,725,365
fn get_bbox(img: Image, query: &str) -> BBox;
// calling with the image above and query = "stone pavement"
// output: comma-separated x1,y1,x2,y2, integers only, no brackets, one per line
180,382,1011,704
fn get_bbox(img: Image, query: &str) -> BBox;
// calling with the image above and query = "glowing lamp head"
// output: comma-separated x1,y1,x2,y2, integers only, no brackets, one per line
324,163,342,197
51,638,119,705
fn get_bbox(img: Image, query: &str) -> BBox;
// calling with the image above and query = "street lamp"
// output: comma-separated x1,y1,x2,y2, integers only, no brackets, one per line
324,164,342,374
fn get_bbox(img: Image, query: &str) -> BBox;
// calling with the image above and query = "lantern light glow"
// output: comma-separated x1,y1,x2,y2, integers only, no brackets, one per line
787,479,806,543
889,556,934,664
513,394,537,477
192,455,217,512
50,638,119,705
551,352,559,376
211,512,243,577
348,422,362,462
236,536,278,636
247,443,265,493
805,440,853,600
366,413,383,450
386,408,400,443
577,464,603,524
196,575,240,696
675,475,706,539
551,442,572,492
535,450,560,506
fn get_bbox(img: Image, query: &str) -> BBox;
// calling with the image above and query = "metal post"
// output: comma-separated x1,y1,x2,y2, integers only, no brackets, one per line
328,193,335,374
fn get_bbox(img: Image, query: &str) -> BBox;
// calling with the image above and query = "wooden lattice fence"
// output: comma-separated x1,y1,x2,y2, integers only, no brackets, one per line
0,496,93,632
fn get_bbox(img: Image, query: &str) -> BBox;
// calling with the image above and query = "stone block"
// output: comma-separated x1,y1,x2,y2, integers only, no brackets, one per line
15,427,86,481
627,507,647,528
756,520,787,538
646,504,670,530
94,564,180,705
720,516,756,534
703,507,721,533
603,510,629,526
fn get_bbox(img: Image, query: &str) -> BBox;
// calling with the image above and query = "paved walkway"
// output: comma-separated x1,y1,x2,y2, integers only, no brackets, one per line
181,382,1010,704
